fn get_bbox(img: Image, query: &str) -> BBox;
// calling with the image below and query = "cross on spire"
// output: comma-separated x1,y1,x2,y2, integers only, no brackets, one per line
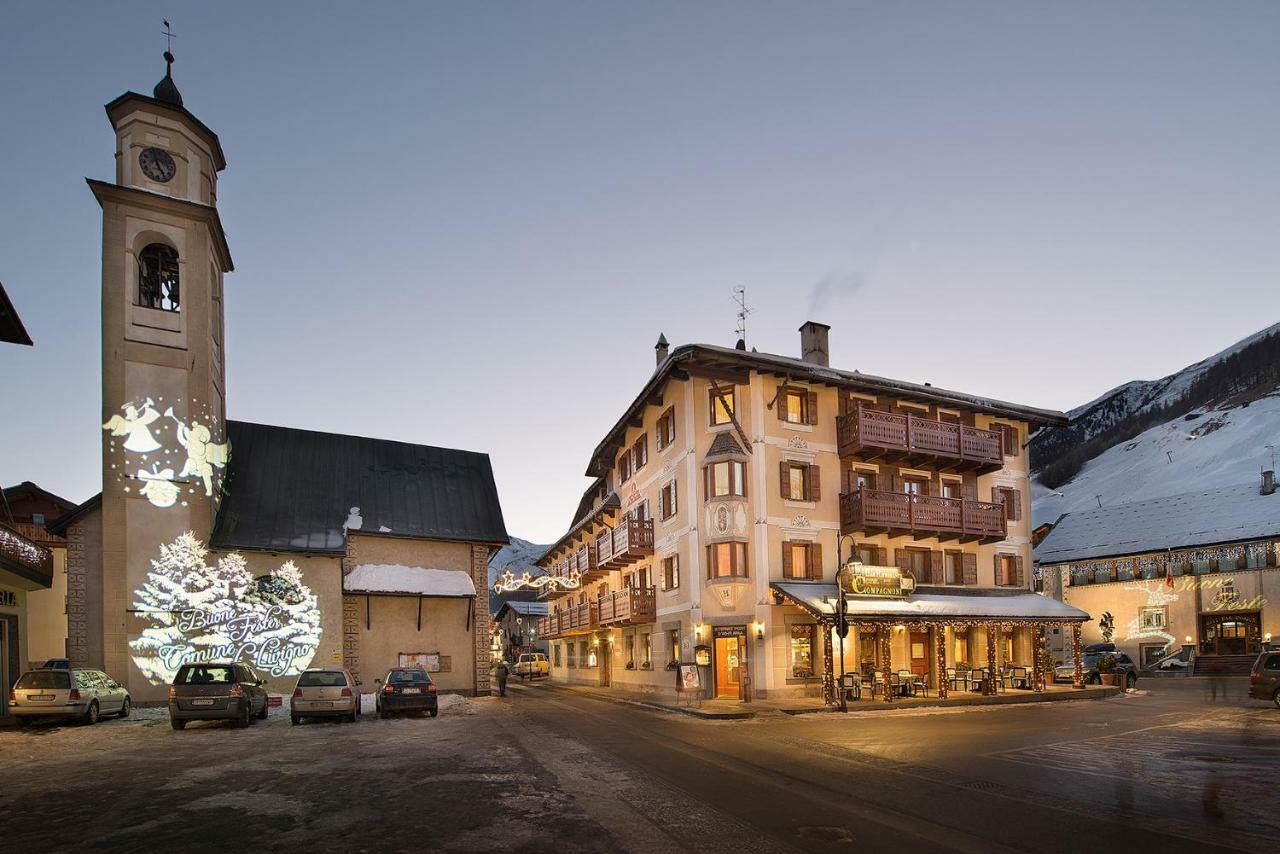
162,19,177,53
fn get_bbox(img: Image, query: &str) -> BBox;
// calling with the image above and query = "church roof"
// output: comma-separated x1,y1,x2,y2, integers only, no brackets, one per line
211,421,509,554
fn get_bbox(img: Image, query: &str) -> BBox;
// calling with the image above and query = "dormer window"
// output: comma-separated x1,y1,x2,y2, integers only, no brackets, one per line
138,244,180,311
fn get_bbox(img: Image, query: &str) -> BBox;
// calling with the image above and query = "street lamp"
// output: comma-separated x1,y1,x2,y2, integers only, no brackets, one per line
835,534,864,713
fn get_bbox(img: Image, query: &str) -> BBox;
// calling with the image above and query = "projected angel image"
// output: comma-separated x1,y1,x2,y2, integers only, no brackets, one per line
103,399,163,453
130,532,322,685
167,408,230,496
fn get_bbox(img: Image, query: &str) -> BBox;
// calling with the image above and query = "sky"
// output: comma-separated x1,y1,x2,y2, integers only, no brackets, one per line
2,2,1278,544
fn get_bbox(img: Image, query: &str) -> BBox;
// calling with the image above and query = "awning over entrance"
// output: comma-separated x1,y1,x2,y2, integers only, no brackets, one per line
771,581,1090,624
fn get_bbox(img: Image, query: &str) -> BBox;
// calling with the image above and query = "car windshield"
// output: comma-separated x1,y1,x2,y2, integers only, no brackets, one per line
298,671,347,687
16,671,71,689
175,665,235,685
390,669,429,683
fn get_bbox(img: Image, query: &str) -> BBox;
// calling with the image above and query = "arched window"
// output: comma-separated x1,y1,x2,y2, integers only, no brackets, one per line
138,243,180,311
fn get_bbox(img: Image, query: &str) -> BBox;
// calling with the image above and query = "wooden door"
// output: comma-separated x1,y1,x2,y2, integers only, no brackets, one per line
714,635,743,698
909,631,931,678
599,639,611,687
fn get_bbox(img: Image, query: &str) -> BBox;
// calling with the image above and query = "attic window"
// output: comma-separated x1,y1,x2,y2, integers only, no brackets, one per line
777,386,818,425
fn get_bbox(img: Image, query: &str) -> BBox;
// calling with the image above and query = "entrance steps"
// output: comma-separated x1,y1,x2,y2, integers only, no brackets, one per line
1192,654,1256,676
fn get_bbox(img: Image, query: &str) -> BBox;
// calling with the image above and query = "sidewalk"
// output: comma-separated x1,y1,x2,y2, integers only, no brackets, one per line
517,679,1121,719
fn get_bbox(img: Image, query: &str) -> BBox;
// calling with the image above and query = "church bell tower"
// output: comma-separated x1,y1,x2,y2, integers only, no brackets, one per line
90,49,233,689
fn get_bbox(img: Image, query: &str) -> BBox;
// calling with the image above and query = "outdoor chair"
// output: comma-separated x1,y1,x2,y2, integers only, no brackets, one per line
840,673,862,702
946,668,965,691
888,671,903,697
969,668,989,692
869,670,884,698
896,670,916,697
1007,666,1030,689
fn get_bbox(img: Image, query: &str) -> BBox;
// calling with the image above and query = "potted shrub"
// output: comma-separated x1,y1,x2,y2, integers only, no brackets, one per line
665,660,679,671
625,661,636,671
1096,653,1120,686
640,661,653,670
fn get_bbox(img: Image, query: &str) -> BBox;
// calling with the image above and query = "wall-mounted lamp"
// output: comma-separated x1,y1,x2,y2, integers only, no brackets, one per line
894,624,906,633
1265,632,1273,643
1184,635,1193,644
694,623,704,636
754,622,765,640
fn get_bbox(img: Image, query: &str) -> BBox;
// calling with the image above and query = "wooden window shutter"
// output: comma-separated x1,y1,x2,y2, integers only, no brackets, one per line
671,478,678,515
1015,555,1025,587
705,545,713,579
994,553,1003,585
929,551,944,584
776,386,787,420
808,465,821,501
806,391,819,424
962,552,978,585
895,549,911,575
810,542,823,579
1010,488,1022,522
703,465,711,501
782,541,794,578
779,461,791,499
876,546,887,566
961,479,977,501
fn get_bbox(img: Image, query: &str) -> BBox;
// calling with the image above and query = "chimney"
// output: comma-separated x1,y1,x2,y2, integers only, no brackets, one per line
1262,470,1276,496
799,321,830,366
654,333,669,366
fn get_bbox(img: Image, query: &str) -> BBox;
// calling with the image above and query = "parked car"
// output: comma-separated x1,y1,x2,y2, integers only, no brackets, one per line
291,668,361,724
1248,649,1280,707
42,658,70,669
514,653,550,680
375,667,438,718
168,662,270,730
8,667,130,726
1053,648,1139,688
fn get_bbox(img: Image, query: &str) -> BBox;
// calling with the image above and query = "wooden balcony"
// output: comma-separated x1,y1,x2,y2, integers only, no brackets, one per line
0,522,54,586
598,587,657,627
839,488,1006,544
538,541,607,600
597,519,654,570
540,602,599,638
837,407,1004,473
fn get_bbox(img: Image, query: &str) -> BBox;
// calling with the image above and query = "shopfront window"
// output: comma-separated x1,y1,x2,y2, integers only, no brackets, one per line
953,630,970,667
668,628,680,666
790,624,816,678
640,632,652,666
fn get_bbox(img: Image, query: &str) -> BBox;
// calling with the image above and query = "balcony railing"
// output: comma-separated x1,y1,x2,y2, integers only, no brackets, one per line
541,602,599,638
598,587,657,626
837,407,1004,473
839,488,1006,543
597,518,654,569
0,523,54,584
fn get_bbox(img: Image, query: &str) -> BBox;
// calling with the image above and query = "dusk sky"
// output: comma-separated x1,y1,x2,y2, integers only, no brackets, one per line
2,2,1278,543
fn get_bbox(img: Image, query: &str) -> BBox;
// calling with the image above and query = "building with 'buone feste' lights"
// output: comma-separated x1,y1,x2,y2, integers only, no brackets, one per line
535,325,1092,703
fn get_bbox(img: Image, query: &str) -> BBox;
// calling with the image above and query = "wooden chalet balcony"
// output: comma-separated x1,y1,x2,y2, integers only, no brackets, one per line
537,542,605,600
539,602,600,638
839,488,1006,544
837,407,1004,473
595,519,654,570
0,522,54,584
598,587,657,627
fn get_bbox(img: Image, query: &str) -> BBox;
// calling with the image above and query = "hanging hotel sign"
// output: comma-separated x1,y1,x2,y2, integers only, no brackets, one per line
837,564,916,598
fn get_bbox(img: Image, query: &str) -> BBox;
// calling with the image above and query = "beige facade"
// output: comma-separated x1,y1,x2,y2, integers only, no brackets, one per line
540,330,1065,702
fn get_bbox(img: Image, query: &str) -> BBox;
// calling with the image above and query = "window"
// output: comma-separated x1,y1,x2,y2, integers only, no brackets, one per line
709,386,736,426
618,448,633,484
662,554,681,590
902,477,927,496
580,640,591,668
640,632,652,666
940,480,962,499
567,642,577,668
668,629,681,665
852,470,877,491
944,551,964,584
554,644,561,667
31,513,45,525
778,386,818,425
1140,608,1167,631
783,541,822,579
707,460,747,497
997,554,1020,586
790,624,816,678
707,541,748,578
1001,630,1015,663
626,634,636,666
137,243,180,311
898,548,929,583
995,487,1021,522
993,423,1019,457
633,434,648,471
660,480,678,520
780,461,820,502
856,542,882,566
656,406,676,451
953,630,970,665
636,564,651,589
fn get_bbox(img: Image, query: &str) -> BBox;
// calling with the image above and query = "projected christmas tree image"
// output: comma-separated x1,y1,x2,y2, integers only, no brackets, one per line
130,532,322,684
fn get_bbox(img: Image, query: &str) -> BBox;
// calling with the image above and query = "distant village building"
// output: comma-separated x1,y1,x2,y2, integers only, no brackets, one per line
536,324,1086,703
1036,472,1279,671
2,483,76,669
492,600,549,660
39,53,508,704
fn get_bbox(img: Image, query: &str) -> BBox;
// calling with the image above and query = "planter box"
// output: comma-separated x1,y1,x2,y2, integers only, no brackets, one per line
1099,673,1122,687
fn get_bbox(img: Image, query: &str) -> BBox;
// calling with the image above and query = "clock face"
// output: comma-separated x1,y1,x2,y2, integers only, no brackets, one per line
139,147,177,183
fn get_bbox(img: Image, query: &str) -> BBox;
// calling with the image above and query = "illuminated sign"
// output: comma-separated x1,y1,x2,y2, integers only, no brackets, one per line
130,532,320,684
491,569,581,594
837,564,916,598
104,397,230,509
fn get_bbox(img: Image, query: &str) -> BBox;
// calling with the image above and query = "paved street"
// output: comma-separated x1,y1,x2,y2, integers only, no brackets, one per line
0,679,1275,853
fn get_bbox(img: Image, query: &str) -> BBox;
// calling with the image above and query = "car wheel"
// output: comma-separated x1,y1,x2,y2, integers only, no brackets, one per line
16,717,33,728
1087,674,1101,685
290,715,300,726
1273,689,1280,709
235,702,251,728
429,708,438,718
347,709,357,723
171,718,186,731
257,699,269,719
83,701,99,725
1125,673,1137,689
118,697,132,718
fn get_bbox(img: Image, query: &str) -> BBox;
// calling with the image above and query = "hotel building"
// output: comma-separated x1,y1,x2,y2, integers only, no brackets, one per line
537,324,1086,703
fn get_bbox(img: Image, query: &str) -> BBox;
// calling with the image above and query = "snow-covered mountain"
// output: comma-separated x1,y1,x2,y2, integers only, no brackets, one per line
1033,323,1280,525
488,536,548,586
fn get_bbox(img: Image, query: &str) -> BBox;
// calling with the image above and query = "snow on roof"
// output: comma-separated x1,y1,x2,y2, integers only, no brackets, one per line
344,564,476,597
771,582,1089,621
1035,481,1280,565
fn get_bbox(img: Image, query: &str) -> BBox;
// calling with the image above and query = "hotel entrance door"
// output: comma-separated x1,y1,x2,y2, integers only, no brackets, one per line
714,628,746,698
909,631,931,680
1200,612,1260,655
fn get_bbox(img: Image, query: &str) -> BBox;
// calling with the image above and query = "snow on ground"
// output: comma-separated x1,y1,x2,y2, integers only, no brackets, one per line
1033,393,1280,525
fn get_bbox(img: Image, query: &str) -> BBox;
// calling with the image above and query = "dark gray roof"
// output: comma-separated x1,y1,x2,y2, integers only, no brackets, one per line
1035,481,1280,564
496,600,549,619
211,420,508,554
706,431,747,459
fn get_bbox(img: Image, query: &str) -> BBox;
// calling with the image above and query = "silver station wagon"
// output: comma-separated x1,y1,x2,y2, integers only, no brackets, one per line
291,667,361,724
8,668,131,726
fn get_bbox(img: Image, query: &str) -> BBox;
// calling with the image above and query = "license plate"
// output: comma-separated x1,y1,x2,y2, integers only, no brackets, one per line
28,694,55,701
401,688,420,694
314,701,333,708
191,699,215,706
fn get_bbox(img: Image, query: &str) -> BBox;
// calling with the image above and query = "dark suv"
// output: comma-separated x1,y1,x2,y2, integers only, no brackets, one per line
376,667,438,718
169,662,270,729
1053,646,1140,688
1248,650,1280,707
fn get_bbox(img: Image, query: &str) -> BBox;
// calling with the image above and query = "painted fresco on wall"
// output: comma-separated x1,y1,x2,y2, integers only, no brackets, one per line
130,532,321,684
104,397,230,508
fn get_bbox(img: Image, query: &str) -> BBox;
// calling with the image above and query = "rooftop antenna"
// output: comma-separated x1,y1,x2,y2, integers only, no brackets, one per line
732,287,752,346
1095,494,1103,509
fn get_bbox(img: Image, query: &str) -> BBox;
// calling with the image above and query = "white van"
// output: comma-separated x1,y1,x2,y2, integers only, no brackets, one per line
514,653,550,679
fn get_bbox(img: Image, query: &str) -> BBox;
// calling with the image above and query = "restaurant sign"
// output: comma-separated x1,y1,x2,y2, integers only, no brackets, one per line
837,564,916,599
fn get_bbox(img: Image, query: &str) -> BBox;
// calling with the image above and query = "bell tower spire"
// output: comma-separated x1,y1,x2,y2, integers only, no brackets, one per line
154,22,183,106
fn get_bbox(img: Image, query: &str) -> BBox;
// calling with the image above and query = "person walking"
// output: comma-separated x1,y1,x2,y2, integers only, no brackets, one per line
494,659,511,698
